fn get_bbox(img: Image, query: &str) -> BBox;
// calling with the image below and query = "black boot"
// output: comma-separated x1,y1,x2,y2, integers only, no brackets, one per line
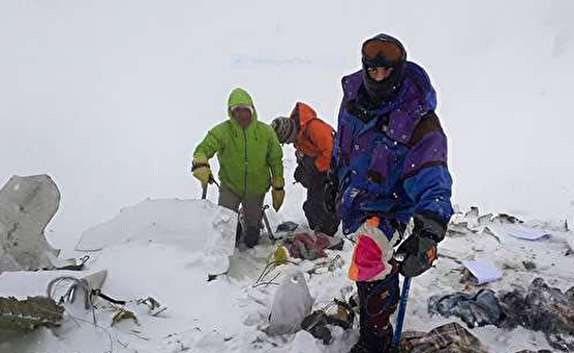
349,337,369,353
349,327,392,353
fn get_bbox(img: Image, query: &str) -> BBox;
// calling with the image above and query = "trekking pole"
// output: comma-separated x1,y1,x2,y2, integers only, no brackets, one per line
392,275,412,349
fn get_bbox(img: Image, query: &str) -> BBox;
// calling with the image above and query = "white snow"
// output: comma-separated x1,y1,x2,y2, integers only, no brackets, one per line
1,1,574,352
2,201,574,353
76,198,237,274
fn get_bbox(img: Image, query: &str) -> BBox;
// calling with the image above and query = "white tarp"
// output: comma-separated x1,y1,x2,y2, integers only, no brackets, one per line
0,175,61,272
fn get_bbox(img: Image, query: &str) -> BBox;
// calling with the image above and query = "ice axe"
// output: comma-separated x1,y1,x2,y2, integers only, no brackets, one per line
201,176,220,200
262,204,277,242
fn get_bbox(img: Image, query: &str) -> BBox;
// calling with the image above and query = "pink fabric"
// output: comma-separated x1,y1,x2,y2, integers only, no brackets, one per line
286,232,340,260
352,235,386,281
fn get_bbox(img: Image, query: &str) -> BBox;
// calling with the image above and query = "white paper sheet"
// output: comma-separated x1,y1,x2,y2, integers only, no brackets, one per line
462,260,503,285
489,224,551,241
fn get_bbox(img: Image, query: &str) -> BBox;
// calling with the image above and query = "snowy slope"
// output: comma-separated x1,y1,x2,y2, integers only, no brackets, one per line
1,1,574,352
2,200,573,353
1,1,573,253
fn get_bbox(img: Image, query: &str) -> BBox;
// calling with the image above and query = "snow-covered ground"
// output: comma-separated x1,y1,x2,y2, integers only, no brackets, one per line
1,1,574,352
1,199,573,353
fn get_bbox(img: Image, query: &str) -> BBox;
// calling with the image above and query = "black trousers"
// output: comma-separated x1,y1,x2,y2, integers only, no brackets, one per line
355,272,400,352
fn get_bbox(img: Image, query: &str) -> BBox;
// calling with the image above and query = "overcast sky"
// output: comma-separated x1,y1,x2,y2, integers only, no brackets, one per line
1,0,573,251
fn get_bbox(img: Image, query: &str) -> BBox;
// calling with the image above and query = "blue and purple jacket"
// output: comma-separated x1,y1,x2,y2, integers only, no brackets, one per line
333,62,454,239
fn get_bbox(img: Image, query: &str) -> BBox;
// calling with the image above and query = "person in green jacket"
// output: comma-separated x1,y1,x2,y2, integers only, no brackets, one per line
192,88,285,247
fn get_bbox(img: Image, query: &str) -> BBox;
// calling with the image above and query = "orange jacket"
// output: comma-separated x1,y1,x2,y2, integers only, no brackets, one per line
291,102,334,173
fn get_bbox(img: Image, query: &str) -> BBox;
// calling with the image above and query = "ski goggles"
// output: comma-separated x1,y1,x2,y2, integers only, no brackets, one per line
361,38,405,67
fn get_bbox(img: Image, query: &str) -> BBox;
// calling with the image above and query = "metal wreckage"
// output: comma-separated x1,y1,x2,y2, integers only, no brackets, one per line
0,175,162,341
0,175,93,337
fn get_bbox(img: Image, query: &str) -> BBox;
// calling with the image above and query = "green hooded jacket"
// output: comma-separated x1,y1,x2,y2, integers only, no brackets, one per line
193,88,284,197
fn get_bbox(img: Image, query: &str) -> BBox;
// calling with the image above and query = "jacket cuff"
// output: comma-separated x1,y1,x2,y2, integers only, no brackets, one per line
414,213,447,242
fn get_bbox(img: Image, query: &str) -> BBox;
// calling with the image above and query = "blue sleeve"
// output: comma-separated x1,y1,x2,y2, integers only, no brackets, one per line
332,99,347,182
403,164,453,225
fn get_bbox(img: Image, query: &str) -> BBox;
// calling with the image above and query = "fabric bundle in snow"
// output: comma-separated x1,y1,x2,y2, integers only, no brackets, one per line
428,278,574,351
267,270,313,335
400,322,488,353
284,232,343,260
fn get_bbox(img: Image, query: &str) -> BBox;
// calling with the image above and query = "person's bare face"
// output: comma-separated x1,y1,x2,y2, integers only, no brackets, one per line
367,66,394,82
232,106,253,128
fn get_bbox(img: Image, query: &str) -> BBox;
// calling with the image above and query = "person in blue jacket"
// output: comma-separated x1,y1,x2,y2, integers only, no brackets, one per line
330,34,454,352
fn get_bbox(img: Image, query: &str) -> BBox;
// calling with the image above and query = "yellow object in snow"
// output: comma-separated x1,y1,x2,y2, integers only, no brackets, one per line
273,245,289,265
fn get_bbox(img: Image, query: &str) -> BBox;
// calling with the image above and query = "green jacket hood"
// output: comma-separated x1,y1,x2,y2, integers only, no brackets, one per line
227,88,258,122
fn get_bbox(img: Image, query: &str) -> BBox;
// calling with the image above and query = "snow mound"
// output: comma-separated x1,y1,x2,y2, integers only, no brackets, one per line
76,198,237,274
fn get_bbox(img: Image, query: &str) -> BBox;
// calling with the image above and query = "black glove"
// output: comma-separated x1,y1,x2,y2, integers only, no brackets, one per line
294,165,310,188
396,215,446,277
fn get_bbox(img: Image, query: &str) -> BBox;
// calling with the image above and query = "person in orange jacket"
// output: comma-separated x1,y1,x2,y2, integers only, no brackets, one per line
271,102,340,236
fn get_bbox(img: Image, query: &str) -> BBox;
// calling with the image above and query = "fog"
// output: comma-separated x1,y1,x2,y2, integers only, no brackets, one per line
1,0,573,251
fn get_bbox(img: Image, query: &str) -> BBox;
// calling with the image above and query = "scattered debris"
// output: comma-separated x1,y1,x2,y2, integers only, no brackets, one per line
111,307,139,327
500,278,574,351
306,254,344,276
430,278,574,351
46,270,108,310
428,289,504,329
283,232,343,260
272,245,289,265
0,296,64,333
276,221,299,233
301,297,355,345
492,213,523,224
448,207,524,238
522,260,537,270
477,213,493,226
489,224,551,241
300,310,333,344
207,270,228,282
464,207,479,218
399,322,489,353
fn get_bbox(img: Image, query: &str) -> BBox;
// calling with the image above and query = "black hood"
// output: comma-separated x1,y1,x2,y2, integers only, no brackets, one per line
361,34,407,105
